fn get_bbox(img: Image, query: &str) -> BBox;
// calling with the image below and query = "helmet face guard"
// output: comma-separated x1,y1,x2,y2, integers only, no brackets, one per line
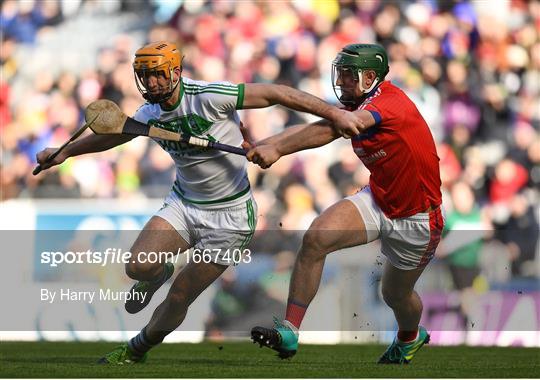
133,42,182,104
331,64,361,107
331,44,389,107
134,62,179,104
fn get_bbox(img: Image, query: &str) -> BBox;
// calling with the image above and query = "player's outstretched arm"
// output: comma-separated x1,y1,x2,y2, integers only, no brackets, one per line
242,83,364,137
246,120,339,169
334,109,376,138
36,134,135,172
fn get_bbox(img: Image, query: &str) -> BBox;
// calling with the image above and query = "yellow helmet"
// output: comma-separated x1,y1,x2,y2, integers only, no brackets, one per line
133,41,183,104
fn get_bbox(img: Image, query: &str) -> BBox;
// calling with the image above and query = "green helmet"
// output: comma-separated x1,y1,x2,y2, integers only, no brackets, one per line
332,44,389,106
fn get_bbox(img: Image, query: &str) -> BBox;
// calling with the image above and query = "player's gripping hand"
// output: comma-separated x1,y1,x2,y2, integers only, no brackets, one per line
331,108,365,139
35,147,68,172
243,142,281,169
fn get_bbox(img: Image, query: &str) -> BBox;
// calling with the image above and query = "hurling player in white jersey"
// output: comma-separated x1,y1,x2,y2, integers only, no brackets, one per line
36,41,363,364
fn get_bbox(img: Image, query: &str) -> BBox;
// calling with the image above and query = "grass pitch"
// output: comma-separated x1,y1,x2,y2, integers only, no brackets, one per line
0,341,538,378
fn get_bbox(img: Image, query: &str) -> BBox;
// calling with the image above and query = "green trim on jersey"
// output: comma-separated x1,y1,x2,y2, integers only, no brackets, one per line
173,182,251,205
247,198,255,231
160,80,184,112
183,82,238,91
239,198,256,250
183,83,241,103
236,84,245,109
184,83,238,95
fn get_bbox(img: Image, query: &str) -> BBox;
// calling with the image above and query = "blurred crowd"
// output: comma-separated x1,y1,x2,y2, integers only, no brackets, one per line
1,0,539,290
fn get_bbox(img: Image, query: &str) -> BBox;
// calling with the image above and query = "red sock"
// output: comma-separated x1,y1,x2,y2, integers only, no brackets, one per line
397,329,419,343
285,299,307,329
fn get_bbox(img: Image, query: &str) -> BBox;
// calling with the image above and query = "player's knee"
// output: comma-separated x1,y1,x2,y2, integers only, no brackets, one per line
301,228,332,258
125,259,154,280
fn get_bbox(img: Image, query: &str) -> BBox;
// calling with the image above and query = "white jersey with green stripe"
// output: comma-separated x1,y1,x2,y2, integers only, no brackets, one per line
133,77,250,209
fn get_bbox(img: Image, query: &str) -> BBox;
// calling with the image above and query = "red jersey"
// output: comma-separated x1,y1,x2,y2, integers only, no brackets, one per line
351,81,442,218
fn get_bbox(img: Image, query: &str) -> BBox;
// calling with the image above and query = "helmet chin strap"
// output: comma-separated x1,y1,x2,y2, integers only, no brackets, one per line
357,69,380,95
359,77,380,95
342,76,379,109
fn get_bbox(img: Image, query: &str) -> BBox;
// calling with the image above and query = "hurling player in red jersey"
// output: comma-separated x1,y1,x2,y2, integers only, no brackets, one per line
246,44,444,364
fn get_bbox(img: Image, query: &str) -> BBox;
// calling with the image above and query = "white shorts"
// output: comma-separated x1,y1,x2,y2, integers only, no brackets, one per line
346,187,444,270
155,194,257,266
